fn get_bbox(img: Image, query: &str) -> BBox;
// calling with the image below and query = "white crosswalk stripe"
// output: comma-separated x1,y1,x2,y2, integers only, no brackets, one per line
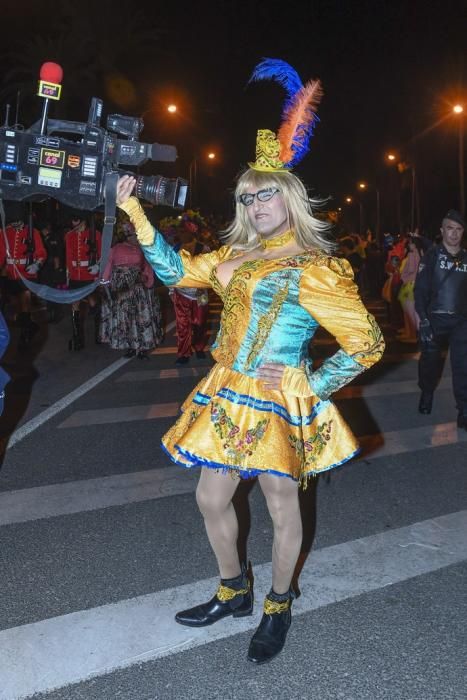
1,510,465,699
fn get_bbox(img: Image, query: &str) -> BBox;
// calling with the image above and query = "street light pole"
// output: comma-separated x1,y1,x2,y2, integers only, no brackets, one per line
345,196,364,234
188,159,198,208
375,187,381,245
410,166,416,231
358,201,364,235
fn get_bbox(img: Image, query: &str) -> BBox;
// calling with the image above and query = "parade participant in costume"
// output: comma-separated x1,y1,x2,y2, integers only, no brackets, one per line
99,213,163,358
396,235,423,343
170,212,211,364
414,209,467,428
116,58,385,664
0,201,46,350
64,210,102,350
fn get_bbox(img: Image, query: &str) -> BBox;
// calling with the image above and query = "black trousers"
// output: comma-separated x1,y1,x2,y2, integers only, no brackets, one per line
418,313,467,413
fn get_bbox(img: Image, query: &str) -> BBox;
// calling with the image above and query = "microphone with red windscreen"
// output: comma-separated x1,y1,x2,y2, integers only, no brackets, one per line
39,62,64,85
37,62,63,134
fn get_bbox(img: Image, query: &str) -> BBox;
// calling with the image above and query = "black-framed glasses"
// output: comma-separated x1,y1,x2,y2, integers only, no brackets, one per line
237,188,281,206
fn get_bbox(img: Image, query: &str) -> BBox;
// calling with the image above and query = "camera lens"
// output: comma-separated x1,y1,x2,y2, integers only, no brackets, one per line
135,175,188,209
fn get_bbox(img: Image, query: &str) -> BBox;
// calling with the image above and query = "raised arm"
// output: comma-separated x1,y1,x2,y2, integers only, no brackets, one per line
116,175,231,289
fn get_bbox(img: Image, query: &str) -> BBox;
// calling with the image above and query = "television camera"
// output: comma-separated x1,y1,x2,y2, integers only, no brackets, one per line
0,63,188,304
0,63,188,211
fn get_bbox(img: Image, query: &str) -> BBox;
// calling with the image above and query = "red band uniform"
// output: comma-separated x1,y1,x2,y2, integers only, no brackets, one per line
65,222,102,285
0,222,46,281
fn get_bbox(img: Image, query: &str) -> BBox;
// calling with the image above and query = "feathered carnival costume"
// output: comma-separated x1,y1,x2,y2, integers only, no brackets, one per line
118,58,385,486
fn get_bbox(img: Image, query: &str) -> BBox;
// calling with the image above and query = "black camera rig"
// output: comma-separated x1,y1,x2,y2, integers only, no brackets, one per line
0,96,187,211
0,64,188,303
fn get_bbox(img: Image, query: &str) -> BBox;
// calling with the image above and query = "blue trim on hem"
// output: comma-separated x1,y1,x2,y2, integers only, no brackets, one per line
193,392,211,406
160,441,361,480
190,386,329,426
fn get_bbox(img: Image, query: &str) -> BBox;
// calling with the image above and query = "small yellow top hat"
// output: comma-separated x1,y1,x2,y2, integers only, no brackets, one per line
248,129,291,172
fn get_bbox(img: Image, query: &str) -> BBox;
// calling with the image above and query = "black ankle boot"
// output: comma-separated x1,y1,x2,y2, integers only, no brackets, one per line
69,310,84,351
175,567,253,627
247,588,294,664
94,310,102,344
457,411,467,431
17,312,39,351
418,391,433,414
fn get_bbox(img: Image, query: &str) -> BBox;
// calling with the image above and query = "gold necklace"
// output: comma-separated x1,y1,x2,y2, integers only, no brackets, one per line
259,229,295,250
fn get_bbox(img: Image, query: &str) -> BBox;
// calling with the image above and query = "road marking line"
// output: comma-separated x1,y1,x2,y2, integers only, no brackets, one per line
0,467,198,526
1,510,465,699
7,358,131,449
117,367,212,382
359,421,467,458
57,370,454,429
337,375,450,398
5,420,464,526
6,321,178,450
58,403,180,428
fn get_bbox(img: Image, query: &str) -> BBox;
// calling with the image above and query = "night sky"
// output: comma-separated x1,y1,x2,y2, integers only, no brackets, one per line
1,0,465,234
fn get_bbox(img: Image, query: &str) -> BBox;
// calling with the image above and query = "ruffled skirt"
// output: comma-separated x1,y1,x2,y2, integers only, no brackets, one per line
162,362,360,485
99,267,163,351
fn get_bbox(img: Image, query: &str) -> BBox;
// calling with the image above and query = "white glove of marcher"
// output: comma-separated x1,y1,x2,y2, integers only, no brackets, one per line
25,262,40,274
88,264,99,275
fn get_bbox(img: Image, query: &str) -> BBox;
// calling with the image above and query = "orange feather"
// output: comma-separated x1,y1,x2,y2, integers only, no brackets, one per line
278,79,323,165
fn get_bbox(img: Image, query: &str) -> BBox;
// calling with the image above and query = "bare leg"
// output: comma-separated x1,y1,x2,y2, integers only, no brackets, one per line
175,468,252,627
247,473,301,663
196,467,242,578
258,473,302,594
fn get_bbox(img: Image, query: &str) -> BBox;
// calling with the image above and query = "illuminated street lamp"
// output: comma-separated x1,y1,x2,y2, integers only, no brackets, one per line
453,104,465,216
141,102,179,126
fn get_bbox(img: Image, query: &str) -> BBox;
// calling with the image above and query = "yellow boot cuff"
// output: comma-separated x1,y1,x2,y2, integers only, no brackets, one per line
118,197,155,246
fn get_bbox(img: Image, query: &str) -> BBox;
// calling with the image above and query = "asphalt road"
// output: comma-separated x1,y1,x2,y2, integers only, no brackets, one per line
0,291,465,700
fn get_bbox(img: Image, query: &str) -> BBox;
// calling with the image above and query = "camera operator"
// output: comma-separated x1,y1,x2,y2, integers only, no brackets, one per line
0,201,46,351
64,209,102,350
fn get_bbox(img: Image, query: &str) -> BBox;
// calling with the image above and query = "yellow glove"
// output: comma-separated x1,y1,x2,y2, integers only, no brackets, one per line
118,197,155,246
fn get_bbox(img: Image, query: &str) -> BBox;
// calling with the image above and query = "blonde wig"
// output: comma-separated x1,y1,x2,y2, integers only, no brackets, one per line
221,168,335,254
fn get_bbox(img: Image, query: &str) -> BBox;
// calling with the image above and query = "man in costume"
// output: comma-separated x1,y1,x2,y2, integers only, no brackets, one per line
0,201,46,350
64,210,102,350
414,209,467,428
116,58,385,663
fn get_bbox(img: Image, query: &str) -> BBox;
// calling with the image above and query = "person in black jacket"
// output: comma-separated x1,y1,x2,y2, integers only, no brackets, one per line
414,210,467,428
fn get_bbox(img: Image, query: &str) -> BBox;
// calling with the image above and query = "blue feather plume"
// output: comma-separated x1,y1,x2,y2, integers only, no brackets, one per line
249,57,323,167
249,58,303,103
